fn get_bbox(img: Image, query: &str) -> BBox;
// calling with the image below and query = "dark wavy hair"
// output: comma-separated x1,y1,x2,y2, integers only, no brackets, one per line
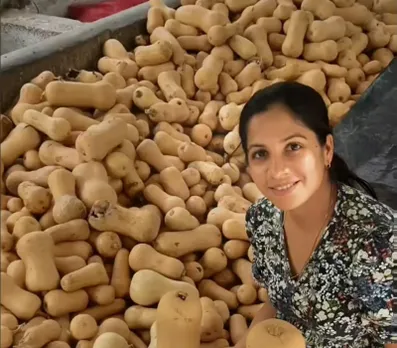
238,81,377,199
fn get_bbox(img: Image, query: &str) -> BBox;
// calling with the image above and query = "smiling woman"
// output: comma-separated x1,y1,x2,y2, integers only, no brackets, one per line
233,82,395,348
244,106,332,212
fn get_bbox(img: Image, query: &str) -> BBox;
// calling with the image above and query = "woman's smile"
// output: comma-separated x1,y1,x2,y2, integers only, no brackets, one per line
269,181,300,197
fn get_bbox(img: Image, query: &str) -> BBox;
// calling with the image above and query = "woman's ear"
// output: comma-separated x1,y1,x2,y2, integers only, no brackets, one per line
324,134,334,166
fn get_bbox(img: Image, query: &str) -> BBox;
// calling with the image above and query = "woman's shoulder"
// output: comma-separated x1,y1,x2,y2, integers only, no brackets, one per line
337,183,394,232
246,197,280,236
246,196,278,220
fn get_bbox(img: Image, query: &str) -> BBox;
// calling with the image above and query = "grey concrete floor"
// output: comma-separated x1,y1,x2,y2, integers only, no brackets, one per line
0,0,105,55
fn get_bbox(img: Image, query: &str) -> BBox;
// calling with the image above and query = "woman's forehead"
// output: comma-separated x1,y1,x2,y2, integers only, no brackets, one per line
246,109,313,143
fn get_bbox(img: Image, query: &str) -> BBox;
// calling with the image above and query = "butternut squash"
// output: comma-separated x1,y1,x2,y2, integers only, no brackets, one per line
16,319,62,348
143,184,186,213
135,40,174,67
200,297,224,342
199,247,228,278
89,200,161,242
129,243,185,279
175,5,229,33
17,181,52,215
16,231,59,291
72,162,117,209
156,290,202,348
76,118,127,161
246,319,306,348
164,207,200,230
110,249,131,298
44,289,89,317
124,305,157,330
153,224,222,257
0,123,41,168
129,269,198,306
60,263,109,292
0,273,42,320
198,279,239,309
48,169,87,223
45,81,116,111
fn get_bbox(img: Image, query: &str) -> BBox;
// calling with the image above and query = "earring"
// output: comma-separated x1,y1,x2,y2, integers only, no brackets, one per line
326,162,331,169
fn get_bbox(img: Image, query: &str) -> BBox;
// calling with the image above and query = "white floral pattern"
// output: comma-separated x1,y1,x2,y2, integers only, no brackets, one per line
246,183,395,347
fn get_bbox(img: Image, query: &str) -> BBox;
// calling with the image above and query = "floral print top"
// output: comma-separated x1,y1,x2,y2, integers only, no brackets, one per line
246,183,395,347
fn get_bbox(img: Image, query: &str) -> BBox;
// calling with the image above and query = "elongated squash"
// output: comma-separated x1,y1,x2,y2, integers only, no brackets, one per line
156,290,202,348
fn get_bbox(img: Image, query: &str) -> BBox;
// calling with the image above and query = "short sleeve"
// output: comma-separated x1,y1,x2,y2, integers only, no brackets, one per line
351,215,395,343
245,202,270,289
245,203,256,242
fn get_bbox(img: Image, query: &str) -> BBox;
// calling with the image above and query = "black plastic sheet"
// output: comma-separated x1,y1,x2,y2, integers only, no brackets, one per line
334,58,397,209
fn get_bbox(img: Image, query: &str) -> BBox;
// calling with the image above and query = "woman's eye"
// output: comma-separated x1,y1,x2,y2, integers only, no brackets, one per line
287,143,302,151
251,150,267,160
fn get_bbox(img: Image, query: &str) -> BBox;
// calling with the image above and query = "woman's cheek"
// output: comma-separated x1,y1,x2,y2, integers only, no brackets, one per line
295,151,324,182
248,163,270,193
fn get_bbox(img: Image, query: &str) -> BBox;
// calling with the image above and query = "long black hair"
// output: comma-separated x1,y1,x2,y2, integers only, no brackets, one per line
238,81,377,199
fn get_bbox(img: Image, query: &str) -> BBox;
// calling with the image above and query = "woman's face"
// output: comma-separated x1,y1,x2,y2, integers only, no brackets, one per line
246,106,333,211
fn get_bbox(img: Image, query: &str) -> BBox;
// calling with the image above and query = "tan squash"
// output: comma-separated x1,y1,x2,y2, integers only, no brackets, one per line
16,231,60,292
129,243,185,279
88,201,161,242
153,224,222,257
156,290,202,348
246,319,306,348
129,269,198,306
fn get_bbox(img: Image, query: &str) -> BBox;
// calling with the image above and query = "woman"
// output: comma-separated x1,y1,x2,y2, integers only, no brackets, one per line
235,82,395,348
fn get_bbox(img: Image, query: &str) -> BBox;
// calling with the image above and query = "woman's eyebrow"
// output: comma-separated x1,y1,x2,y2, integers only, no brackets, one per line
283,133,307,141
248,133,307,149
247,144,265,150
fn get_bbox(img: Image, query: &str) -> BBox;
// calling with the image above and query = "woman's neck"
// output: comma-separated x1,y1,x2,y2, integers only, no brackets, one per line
286,177,337,233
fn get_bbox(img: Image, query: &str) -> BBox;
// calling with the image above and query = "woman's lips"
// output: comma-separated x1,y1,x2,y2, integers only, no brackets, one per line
269,181,300,196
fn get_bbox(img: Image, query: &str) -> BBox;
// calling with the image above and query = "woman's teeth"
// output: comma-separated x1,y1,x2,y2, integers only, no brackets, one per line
273,183,295,191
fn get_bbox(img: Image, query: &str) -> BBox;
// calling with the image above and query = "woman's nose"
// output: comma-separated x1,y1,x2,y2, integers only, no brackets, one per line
268,156,289,179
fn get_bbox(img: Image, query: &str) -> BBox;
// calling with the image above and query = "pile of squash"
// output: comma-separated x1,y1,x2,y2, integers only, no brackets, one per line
1,0,396,347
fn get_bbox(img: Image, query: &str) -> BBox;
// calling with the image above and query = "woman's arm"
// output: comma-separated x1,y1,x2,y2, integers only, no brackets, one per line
385,344,397,348
233,299,277,348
